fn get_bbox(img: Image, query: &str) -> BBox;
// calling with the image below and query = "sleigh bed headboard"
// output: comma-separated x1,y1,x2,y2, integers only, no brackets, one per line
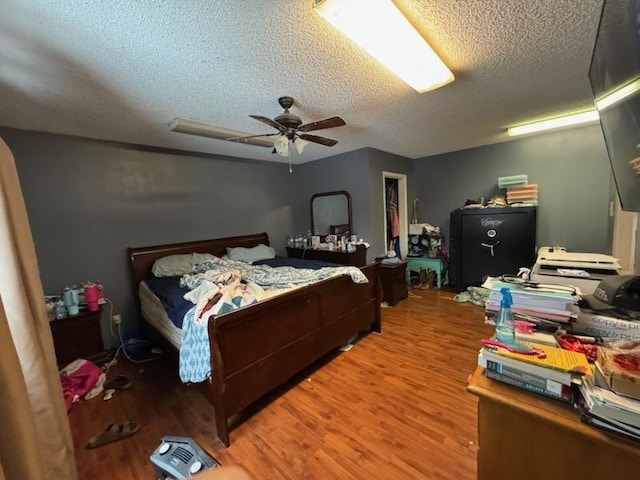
128,232,270,287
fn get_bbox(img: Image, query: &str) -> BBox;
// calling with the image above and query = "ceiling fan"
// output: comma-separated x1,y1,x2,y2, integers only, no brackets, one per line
229,96,346,156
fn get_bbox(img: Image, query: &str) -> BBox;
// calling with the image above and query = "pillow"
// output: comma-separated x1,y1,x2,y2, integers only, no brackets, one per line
152,252,217,277
226,244,275,264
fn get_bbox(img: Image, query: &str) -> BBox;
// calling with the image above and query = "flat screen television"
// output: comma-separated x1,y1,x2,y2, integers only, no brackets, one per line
589,0,640,211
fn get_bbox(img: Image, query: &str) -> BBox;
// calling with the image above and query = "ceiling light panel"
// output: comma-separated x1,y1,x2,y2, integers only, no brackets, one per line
314,0,454,93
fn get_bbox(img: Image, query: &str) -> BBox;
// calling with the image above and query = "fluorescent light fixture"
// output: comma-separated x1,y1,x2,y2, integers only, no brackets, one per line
169,118,274,148
595,77,640,111
314,0,454,93
507,111,600,137
507,77,640,137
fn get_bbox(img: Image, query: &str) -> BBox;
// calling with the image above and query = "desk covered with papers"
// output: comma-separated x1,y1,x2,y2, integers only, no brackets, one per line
467,367,640,480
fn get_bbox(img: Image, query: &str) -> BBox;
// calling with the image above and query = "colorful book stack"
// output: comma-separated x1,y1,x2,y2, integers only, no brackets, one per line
478,342,591,404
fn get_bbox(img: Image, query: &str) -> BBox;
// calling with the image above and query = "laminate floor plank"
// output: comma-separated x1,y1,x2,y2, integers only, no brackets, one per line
69,288,492,479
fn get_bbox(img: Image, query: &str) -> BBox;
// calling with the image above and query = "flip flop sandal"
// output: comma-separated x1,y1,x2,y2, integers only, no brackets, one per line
86,422,140,449
103,375,131,390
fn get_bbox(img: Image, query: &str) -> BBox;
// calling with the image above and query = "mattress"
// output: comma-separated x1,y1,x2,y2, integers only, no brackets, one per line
139,278,304,350
139,280,183,349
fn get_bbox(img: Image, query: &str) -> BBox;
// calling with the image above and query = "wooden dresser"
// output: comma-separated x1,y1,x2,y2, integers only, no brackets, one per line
286,245,367,267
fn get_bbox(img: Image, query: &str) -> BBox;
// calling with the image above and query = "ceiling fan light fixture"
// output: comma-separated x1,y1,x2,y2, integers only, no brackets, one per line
293,137,309,154
314,0,454,93
274,134,289,156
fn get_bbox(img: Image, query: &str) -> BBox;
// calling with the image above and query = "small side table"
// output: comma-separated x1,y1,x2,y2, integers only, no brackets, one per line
406,256,446,288
377,261,408,306
49,307,108,367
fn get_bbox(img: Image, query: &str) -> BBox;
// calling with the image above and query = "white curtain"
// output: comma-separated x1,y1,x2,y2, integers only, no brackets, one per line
0,137,77,479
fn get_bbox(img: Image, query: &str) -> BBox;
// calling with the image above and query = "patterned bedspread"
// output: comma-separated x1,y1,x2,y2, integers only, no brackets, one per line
178,257,369,383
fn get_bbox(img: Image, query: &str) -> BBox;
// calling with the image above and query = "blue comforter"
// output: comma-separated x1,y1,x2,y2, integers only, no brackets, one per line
144,256,339,328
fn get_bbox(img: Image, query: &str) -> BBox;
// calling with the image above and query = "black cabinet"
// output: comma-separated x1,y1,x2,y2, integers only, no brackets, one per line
449,207,537,290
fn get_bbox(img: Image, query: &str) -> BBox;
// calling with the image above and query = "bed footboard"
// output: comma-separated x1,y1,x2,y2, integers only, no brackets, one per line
207,263,380,446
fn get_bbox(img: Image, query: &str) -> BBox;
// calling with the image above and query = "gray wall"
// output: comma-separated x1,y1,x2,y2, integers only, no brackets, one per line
367,149,414,258
413,125,614,254
3,123,618,348
296,148,414,260
296,149,370,252
2,128,302,345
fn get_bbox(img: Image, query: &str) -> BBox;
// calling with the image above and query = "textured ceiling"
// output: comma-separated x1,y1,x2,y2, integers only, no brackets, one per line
0,0,604,164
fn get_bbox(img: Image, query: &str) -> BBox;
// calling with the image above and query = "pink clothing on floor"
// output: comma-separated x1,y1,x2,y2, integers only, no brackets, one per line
59,359,101,411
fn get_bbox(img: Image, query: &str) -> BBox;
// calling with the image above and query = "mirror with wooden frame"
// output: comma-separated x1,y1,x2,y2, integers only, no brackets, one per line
310,190,353,236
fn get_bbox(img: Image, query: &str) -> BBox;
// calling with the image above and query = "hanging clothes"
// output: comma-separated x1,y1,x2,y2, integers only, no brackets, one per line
386,180,401,258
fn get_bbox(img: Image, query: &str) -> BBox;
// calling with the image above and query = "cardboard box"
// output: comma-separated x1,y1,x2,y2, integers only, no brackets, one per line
409,224,426,235
569,306,640,341
597,347,640,401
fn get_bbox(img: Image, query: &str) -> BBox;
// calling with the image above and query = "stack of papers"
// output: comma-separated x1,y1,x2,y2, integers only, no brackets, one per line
579,376,640,441
483,278,578,324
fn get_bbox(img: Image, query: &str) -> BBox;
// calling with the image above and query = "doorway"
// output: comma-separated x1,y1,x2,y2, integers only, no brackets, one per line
382,172,408,259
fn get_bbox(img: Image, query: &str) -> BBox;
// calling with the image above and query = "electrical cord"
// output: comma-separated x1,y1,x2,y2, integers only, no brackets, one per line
116,322,159,364
103,298,160,365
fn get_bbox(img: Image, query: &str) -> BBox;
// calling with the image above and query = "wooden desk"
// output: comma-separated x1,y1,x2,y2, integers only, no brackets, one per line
286,245,367,267
467,367,640,480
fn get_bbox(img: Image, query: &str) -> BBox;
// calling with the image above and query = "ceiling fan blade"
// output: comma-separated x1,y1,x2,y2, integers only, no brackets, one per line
298,116,346,132
249,115,287,133
297,133,339,147
225,133,279,142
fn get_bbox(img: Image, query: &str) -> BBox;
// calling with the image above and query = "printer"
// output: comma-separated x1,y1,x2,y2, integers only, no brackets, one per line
530,246,621,295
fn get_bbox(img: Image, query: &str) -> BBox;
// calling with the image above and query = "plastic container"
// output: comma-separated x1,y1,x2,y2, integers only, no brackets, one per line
494,287,515,344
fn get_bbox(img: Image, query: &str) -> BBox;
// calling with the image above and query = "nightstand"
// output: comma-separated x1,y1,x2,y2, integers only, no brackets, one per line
49,308,108,367
377,261,408,306
406,257,446,288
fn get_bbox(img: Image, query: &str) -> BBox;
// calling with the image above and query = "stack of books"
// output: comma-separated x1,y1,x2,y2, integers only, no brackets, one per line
478,342,591,404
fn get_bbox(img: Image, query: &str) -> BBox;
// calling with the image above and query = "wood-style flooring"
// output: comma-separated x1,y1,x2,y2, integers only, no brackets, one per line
69,288,493,479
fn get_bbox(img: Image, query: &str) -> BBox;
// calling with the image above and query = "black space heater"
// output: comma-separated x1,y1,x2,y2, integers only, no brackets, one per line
150,436,220,479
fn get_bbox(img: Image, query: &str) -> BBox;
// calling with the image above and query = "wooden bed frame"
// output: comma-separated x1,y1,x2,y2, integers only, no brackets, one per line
128,232,381,447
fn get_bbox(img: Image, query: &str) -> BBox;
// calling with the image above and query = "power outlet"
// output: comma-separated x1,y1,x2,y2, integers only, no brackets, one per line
112,314,122,325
